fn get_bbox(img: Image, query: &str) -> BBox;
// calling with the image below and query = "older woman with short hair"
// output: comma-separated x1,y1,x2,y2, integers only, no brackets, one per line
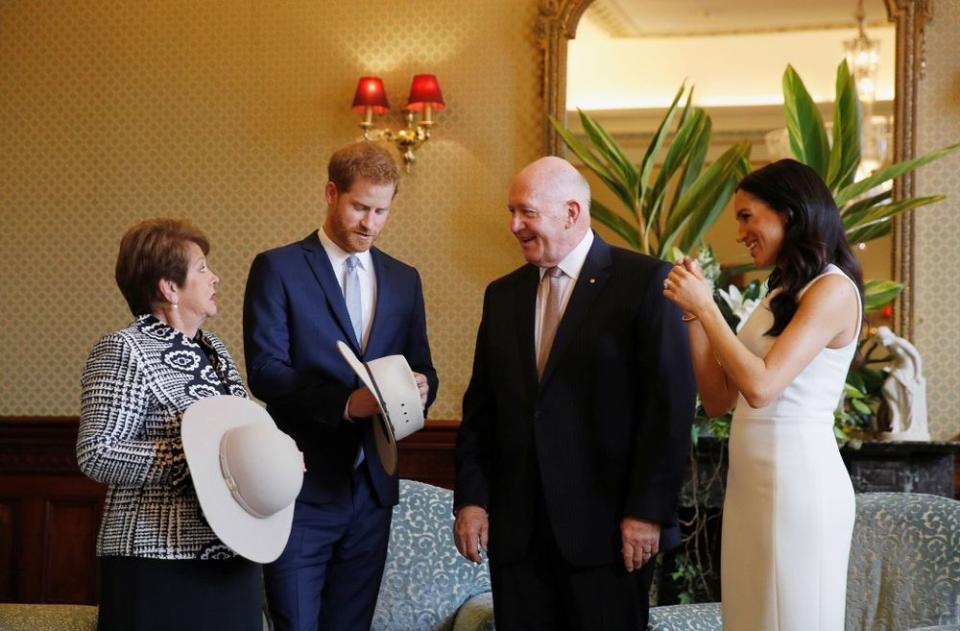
78,218,261,631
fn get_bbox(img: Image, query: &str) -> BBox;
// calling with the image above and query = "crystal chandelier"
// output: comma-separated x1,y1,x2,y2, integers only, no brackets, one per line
844,0,881,106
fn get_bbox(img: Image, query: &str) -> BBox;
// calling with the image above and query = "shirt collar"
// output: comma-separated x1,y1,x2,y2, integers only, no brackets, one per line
317,227,372,270
539,230,594,281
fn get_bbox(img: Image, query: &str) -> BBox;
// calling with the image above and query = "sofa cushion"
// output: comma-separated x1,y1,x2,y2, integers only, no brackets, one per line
372,480,492,631
648,602,722,630
846,492,960,630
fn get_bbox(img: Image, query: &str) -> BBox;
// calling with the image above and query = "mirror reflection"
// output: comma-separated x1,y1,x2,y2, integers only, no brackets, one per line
565,0,895,298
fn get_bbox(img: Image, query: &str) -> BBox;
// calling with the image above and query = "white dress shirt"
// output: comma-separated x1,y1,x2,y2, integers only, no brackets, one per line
535,230,594,360
318,227,377,351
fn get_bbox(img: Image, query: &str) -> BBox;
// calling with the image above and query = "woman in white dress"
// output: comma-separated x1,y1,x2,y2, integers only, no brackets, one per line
663,159,862,631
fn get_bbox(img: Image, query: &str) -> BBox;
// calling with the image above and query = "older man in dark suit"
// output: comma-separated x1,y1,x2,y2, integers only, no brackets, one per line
454,156,695,631
244,142,438,631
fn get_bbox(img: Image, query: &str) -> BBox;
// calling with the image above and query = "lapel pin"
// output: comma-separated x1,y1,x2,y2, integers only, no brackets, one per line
589,278,596,284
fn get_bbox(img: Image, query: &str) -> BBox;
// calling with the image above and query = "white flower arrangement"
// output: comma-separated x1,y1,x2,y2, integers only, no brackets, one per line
717,285,765,332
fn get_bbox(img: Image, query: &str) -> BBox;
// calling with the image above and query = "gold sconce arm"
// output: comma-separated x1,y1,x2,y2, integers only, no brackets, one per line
360,109,433,171
351,75,444,172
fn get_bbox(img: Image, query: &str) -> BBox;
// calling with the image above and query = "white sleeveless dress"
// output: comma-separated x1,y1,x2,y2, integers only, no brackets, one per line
721,265,859,631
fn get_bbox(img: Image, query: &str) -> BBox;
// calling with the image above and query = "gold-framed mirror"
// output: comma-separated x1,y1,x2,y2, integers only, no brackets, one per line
537,0,934,338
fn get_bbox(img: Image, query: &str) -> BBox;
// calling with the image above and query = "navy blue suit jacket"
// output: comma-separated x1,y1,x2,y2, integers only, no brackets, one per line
455,235,695,567
243,231,438,508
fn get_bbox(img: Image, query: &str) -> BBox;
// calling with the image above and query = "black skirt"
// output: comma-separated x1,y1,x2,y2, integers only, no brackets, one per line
97,556,263,631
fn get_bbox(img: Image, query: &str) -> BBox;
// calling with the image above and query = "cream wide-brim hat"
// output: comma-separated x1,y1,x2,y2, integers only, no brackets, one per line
182,395,303,563
336,341,425,475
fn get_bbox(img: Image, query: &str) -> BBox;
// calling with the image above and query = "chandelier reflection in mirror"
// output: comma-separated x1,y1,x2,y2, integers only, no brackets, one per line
844,0,887,179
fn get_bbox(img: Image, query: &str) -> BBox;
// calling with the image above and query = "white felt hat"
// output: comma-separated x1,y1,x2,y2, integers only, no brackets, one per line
181,395,304,563
336,341,425,475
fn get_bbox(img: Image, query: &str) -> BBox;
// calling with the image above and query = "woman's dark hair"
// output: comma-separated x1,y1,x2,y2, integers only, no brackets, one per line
736,159,863,336
115,218,210,316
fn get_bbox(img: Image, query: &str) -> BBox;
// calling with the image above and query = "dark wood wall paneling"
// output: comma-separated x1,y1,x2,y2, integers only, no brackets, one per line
3,416,958,605
0,416,456,605
0,418,106,604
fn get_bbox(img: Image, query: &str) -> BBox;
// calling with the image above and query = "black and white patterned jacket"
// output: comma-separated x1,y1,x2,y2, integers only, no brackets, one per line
78,314,248,560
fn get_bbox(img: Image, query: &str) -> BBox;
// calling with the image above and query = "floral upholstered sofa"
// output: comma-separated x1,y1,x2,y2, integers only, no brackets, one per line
372,479,493,631
5,489,955,631
647,492,960,631
0,479,491,631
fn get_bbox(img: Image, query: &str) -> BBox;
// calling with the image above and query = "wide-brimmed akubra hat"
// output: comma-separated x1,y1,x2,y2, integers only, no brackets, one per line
336,341,425,476
181,395,304,563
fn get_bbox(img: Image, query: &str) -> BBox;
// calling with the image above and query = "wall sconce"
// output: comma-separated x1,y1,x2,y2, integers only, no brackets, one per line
351,74,445,171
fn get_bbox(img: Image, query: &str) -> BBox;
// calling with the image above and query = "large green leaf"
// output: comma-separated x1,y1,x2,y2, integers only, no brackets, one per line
549,116,635,215
646,109,709,248
662,141,751,254
846,195,945,235
674,177,738,255
783,64,831,178
578,110,638,205
840,190,892,223
637,85,687,215
589,199,642,250
846,222,892,243
863,279,904,312
826,61,861,191
670,116,712,216
836,140,960,206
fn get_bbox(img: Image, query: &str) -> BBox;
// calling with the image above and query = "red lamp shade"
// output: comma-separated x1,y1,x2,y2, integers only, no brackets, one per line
352,76,390,114
406,74,445,111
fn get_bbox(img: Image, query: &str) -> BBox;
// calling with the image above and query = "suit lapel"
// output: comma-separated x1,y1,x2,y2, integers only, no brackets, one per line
300,232,362,353
514,265,540,397
364,248,391,359
539,235,613,388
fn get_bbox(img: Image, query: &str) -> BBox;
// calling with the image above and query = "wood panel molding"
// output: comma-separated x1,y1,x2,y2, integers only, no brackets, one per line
0,415,458,604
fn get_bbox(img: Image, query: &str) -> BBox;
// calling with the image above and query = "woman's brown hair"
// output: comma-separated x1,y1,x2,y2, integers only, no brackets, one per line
115,218,210,316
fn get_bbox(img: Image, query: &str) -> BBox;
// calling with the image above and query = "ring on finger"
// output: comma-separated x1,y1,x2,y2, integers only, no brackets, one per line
662,279,669,290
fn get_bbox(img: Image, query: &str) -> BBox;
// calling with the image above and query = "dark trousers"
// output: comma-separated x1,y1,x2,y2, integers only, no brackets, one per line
265,465,392,631
490,489,656,631
97,555,262,631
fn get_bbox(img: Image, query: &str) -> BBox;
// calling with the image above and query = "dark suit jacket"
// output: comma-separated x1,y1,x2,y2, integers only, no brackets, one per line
454,234,695,567
243,231,438,508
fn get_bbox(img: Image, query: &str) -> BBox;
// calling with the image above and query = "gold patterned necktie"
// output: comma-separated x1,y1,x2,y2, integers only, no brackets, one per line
537,266,565,379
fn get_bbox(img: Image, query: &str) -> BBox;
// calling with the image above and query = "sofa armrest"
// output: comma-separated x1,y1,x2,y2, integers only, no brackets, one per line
452,591,495,631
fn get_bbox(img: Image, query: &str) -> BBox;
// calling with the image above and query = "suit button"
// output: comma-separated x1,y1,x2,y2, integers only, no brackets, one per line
533,410,542,420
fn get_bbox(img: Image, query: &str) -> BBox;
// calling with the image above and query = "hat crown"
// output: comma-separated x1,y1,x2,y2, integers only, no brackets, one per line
366,356,420,429
219,424,303,518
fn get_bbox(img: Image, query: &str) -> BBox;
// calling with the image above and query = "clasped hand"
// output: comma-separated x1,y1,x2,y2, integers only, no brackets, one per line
662,256,713,318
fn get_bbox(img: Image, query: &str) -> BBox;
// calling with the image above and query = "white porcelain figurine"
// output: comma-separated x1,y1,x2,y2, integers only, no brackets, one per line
876,326,930,441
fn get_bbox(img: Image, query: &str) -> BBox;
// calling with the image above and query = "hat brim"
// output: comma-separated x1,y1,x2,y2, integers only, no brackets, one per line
336,341,424,476
182,395,296,563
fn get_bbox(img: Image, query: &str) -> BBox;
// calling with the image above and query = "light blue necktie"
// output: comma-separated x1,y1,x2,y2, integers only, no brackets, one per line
344,255,363,347
344,255,365,467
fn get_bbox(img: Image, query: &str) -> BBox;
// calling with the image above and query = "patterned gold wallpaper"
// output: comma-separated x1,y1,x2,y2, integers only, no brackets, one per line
0,0,542,419
915,0,960,441
3,0,959,442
